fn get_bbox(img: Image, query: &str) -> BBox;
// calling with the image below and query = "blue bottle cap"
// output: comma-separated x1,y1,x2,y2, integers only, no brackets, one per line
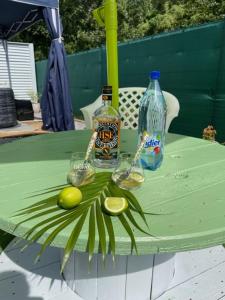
150,71,160,80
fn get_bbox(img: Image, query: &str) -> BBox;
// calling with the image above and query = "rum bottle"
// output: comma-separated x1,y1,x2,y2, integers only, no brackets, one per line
93,86,120,168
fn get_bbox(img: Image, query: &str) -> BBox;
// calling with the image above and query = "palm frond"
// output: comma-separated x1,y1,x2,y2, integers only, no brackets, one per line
16,196,58,216
118,214,138,254
125,209,152,236
35,217,75,263
0,230,15,254
122,189,148,227
103,213,116,260
17,172,155,272
87,204,96,262
14,207,60,225
96,199,106,260
23,209,76,241
61,210,88,272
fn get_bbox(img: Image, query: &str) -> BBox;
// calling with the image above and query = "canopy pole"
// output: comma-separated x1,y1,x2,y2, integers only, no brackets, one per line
2,40,12,89
93,0,119,110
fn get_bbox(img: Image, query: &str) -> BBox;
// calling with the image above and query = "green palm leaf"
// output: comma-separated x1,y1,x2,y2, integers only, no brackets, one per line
26,200,93,239
125,209,151,236
87,204,96,262
23,209,76,241
0,230,15,254
21,210,81,252
14,207,60,225
35,216,78,263
17,195,58,213
17,172,156,272
103,213,116,260
26,184,69,198
131,209,163,215
122,189,148,227
61,210,88,272
21,203,92,253
96,199,106,260
21,198,96,241
118,214,138,254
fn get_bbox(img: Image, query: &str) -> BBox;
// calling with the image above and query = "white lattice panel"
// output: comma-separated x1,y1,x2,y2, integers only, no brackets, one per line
119,88,145,129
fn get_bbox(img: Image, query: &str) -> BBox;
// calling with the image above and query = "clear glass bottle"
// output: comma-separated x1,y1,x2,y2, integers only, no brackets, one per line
93,86,121,168
138,71,167,171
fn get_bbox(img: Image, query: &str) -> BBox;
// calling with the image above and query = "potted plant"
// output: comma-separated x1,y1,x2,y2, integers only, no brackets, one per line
27,90,41,114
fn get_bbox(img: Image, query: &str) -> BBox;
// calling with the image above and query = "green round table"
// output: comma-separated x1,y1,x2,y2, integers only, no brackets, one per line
0,130,225,300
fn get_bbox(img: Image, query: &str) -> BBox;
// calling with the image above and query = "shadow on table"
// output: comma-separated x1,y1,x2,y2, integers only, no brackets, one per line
0,271,43,300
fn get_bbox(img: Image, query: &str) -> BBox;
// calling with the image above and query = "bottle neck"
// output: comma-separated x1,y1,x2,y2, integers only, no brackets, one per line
148,78,160,90
102,93,112,106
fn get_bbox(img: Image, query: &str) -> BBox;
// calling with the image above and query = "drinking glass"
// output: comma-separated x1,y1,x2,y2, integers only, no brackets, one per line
112,152,144,190
67,152,95,187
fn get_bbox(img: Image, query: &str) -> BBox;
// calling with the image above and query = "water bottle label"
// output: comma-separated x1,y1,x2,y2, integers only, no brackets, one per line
143,134,161,156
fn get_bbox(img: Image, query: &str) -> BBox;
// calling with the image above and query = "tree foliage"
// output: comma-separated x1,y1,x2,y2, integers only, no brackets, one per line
13,0,225,60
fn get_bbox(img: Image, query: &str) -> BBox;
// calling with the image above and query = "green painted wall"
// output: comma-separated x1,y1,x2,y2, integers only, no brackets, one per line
36,20,225,142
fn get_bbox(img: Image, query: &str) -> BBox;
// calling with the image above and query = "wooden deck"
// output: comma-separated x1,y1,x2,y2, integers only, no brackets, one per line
0,239,225,300
0,119,86,139
0,120,48,138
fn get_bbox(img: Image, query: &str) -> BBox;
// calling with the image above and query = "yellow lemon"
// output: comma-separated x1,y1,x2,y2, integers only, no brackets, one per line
58,187,82,210
104,197,128,216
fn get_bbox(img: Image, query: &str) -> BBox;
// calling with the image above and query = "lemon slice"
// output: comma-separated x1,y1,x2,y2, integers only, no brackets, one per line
120,172,144,189
104,197,128,216
128,172,144,183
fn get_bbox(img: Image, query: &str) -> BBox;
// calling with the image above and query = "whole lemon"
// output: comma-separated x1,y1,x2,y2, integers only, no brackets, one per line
58,187,82,210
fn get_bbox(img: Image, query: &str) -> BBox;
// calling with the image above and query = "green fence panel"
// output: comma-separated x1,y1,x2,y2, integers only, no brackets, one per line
213,21,225,142
36,20,225,141
118,21,224,140
213,100,225,142
67,49,104,117
36,59,47,96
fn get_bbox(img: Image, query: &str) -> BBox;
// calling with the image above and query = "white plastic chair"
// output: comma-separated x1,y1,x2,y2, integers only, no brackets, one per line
80,87,180,132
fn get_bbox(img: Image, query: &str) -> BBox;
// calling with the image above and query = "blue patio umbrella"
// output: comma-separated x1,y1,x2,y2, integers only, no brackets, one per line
0,0,75,131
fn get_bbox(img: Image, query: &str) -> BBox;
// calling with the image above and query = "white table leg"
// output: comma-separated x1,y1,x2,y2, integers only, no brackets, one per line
62,251,175,300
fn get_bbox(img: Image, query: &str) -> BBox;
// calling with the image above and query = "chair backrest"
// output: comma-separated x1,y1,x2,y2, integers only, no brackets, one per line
80,87,179,132
119,87,145,129
118,87,180,131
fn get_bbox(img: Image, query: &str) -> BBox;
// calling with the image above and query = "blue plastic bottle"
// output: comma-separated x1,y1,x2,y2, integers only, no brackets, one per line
138,71,167,170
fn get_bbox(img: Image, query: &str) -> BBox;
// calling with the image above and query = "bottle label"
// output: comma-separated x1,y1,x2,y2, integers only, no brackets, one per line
102,94,112,101
143,133,161,156
95,121,120,160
